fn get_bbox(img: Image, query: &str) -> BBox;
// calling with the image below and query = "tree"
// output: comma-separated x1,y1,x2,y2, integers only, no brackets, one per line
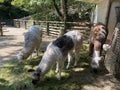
52,0,68,35
29,0,93,35
105,24,120,80
52,0,93,35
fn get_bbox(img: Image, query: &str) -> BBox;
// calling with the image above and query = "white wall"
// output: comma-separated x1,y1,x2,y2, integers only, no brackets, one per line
97,0,110,24
108,1,120,40
91,0,109,24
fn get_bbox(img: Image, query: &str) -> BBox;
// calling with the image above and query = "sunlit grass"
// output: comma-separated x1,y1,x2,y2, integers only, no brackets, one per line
0,44,90,90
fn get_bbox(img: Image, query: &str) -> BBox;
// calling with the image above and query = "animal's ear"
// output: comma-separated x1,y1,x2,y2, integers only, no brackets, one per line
28,69,35,72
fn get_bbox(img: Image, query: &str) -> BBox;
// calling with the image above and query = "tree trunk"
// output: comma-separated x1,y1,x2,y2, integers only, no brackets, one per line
52,0,63,21
104,48,116,74
105,23,120,80
60,0,67,36
112,24,120,80
52,0,68,36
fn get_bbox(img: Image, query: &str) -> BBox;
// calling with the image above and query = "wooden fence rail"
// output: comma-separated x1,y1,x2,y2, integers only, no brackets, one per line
13,19,90,36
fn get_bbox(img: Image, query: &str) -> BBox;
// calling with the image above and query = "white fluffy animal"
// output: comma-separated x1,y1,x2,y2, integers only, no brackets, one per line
17,25,42,62
29,30,83,85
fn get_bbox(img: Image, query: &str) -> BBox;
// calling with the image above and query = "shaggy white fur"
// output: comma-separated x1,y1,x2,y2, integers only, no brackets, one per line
65,30,83,69
31,30,83,84
17,25,42,62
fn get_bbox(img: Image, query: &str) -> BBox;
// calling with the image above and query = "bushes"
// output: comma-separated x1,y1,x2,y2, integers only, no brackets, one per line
0,0,94,22
0,2,29,20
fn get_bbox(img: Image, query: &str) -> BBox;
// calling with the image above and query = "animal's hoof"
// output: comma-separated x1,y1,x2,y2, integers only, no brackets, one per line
92,68,99,74
28,69,35,72
74,66,77,68
32,80,39,85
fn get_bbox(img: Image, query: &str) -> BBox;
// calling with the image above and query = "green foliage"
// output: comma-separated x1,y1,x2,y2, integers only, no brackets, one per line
0,0,94,21
0,0,29,20
0,0,4,3
12,0,31,11
67,1,94,21
29,0,93,21
32,10,60,21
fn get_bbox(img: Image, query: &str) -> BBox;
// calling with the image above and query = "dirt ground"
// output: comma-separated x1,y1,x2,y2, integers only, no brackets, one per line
0,26,55,66
0,26,120,90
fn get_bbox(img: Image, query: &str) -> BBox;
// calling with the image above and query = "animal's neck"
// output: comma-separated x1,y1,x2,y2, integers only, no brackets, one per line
38,54,55,76
93,50,100,57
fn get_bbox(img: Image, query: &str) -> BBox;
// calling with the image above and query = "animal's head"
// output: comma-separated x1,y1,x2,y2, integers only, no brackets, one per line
28,68,42,85
17,49,30,62
91,56,104,69
17,51,24,62
91,23,107,39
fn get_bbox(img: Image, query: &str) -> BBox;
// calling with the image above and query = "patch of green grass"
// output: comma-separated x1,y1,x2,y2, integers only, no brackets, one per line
0,44,94,90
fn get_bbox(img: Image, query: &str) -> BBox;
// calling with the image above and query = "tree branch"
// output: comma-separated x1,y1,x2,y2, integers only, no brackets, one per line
52,0,63,21
61,0,68,21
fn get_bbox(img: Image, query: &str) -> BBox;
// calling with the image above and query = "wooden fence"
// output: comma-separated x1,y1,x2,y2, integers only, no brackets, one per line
13,19,90,37
0,22,6,36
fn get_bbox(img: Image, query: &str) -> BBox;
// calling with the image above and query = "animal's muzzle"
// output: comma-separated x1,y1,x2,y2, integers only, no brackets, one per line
32,79,39,85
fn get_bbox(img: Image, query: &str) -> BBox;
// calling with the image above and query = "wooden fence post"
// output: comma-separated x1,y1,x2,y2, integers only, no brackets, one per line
24,21,27,29
17,20,20,28
0,23,3,36
59,21,66,36
33,21,36,25
46,22,49,35
13,19,16,27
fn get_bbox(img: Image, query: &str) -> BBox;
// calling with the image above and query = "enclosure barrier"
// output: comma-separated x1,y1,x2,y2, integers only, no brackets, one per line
0,22,6,36
13,19,90,37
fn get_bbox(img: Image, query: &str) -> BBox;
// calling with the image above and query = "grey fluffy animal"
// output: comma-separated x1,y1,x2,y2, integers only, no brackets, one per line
17,25,42,62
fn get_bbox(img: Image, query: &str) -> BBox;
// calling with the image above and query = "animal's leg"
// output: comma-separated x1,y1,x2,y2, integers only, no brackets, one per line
66,52,73,69
55,61,59,73
89,43,94,57
74,48,80,67
91,41,101,69
56,61,61,80
58,68,61,80
36,44,41,56
58,59,65,80
36,48,39,56
55,58,65,73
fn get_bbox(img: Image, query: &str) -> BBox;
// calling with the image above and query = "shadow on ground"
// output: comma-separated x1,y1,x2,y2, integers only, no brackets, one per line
0,52,120,90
